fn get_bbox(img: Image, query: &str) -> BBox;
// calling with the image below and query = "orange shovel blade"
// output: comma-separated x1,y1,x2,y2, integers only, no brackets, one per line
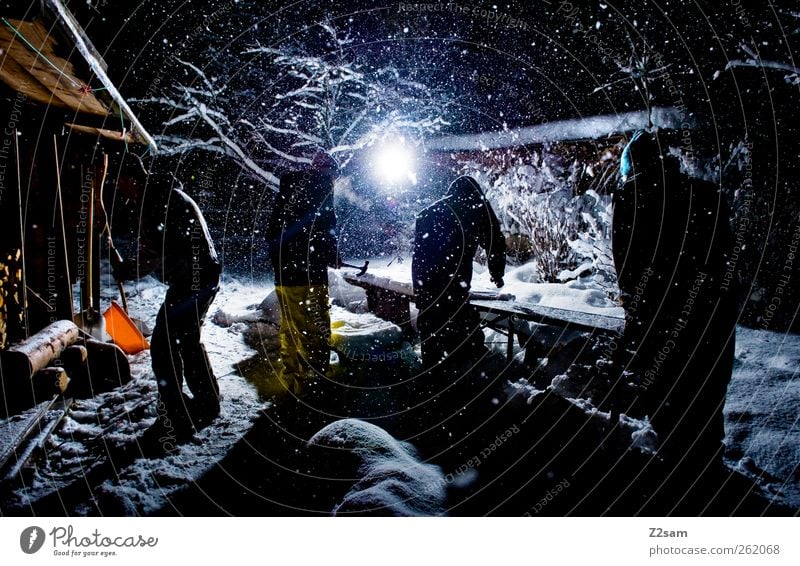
103,301,150,355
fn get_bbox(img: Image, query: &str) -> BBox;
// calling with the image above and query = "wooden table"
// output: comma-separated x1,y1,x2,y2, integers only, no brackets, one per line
342,271,624,363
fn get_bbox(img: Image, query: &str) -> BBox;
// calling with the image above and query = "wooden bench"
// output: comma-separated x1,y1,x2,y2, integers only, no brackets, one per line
342,271,624,363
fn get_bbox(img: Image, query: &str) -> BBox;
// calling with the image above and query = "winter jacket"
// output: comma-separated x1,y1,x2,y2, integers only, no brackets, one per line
412,176,506,304
613,139,734,326
612,132,736,451
118,188,220,289
268,170,338,287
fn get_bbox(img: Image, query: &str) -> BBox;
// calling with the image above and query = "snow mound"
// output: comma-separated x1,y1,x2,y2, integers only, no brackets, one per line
309,419,446,516
212,285,279,328
330,306,404,359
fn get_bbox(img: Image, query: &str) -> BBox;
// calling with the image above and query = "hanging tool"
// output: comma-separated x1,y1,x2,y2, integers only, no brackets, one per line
95,154,129,312
95,154,150,340
53,135,73,321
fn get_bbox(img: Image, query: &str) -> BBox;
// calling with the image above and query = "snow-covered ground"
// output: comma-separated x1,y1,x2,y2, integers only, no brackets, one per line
3,275,266,515
1,260,797,514
725,326,800,506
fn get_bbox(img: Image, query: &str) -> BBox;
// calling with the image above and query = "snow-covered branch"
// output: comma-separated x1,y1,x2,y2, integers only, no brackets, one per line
134,19,452,186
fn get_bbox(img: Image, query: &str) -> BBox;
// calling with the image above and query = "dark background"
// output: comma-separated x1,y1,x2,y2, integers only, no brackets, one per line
2,0,798,328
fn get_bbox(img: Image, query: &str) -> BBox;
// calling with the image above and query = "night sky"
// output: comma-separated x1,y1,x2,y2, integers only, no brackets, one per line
2,1,798,285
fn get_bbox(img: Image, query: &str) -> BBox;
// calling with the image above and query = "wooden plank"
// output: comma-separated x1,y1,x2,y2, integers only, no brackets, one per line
468,290,516,302
0,20,108,116
0,54,69,108
66,122,138,145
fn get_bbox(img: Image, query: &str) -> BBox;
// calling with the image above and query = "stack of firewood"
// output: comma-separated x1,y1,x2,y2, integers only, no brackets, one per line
0,249,26,350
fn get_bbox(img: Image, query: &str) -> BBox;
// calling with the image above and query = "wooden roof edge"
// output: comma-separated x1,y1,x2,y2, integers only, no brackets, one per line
41,0,157,154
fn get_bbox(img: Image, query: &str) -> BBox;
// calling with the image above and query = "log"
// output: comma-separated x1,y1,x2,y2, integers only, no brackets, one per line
0,320,80,381
33,367,70,398
0,320,79,416
79,338,131,396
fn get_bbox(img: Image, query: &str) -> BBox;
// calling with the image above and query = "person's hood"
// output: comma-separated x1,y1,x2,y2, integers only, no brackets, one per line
311,150,340,175
446,175,484,202
620,130,664,181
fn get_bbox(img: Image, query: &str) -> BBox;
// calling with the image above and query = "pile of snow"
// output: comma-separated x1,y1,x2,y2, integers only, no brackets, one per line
330,306,404,360
309,419,446,516
211,278,277,327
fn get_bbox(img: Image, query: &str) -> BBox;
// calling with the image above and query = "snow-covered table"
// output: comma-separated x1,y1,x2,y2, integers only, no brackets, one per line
343,272,625,363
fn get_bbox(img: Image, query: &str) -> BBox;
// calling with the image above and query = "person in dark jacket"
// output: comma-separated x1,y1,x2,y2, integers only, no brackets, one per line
267,152,340,395
612,130,736,469
113,177,221,443
412,175,506,370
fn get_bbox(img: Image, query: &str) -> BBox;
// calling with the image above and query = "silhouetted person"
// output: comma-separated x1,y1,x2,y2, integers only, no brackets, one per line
267,152,340,395
412,176,506,371
612,130,736,469
113,177,221,444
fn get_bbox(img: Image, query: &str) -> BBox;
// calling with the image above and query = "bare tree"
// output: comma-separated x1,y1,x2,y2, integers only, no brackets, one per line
134,20,452,190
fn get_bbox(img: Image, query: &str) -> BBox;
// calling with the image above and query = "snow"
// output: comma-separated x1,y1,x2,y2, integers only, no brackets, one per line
2,263,797,514
309,419,446,516
724,326,800,507
364,256,623,317
4,277,265,514
328,268,369,312
330,307,404,359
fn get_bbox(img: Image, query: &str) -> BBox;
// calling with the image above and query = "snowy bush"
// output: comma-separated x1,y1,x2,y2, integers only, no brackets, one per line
458,145,619,288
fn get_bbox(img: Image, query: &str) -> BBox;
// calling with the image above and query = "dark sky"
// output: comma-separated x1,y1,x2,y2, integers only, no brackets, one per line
5,0,795,137
3,1,798,274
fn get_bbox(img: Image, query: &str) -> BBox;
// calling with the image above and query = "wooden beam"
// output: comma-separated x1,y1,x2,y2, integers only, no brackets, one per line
66,122,140,145
42,0,158,152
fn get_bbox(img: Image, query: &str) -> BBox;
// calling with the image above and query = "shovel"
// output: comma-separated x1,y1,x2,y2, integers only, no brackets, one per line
52,137,105,339
340,260,369,276
74,161,107,339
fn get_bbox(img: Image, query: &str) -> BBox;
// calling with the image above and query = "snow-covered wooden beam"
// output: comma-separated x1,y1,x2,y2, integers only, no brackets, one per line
42,0,158,153
424,107,691,152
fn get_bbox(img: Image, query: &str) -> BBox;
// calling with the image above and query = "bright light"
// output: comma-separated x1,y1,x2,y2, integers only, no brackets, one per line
372,138,416,185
